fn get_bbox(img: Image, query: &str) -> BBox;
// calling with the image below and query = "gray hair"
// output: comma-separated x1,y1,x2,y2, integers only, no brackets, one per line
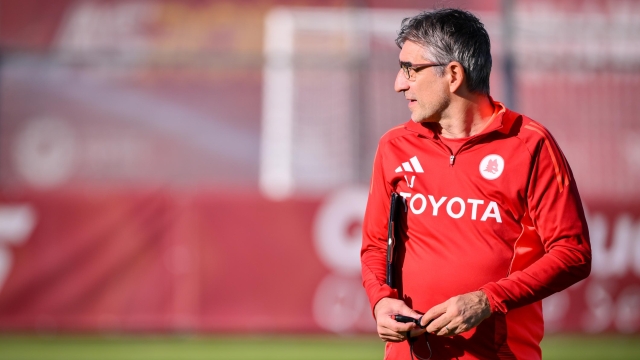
396,8,492,95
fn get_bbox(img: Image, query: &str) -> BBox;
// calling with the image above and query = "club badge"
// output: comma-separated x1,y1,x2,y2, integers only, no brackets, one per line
479,154,504,180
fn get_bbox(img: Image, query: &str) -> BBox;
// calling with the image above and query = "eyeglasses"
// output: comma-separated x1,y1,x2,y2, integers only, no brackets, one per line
399,61,447,81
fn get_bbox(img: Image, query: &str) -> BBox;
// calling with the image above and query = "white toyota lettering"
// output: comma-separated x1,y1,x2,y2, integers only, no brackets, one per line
446,197,466,219
481,202,502,223
409,194,427,214
399,192,412,200
398,192,502,223
467,199,484,220
428,195,447,216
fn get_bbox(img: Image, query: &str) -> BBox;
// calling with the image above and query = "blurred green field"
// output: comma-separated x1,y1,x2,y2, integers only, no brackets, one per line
0,334,639,360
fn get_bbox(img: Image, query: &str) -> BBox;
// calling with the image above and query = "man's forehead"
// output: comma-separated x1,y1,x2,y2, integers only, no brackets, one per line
399,40,429,62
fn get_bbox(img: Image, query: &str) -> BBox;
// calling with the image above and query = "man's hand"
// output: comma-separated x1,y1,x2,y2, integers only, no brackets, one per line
419,290,491,337
374,297,423,342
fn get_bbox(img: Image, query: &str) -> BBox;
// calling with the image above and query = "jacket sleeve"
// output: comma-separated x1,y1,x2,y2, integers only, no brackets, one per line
480,129,592,314
361,141,398,315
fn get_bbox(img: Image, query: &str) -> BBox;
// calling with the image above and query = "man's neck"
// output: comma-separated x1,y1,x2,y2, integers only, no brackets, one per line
438,94,494,139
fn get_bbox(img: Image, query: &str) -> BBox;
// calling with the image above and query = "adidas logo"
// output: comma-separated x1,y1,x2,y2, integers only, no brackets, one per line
395,156,424,173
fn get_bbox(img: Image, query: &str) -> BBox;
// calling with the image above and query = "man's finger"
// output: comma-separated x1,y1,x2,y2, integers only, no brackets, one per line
433,323,453,336
409,327,427,338
378,314,416,342
425,311,453,334
378,328,408,342
381,335,405,343
387,317,416,333
397,307,423,319
421,302,447,328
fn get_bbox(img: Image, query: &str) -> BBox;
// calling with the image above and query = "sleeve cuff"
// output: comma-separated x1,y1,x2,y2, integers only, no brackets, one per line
368,285,398,319
479,283,508,315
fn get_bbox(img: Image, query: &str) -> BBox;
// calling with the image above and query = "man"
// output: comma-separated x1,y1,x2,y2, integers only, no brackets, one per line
360,8,591,360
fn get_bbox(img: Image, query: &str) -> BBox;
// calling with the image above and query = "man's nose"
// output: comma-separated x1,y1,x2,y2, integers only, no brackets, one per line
394,70,410,93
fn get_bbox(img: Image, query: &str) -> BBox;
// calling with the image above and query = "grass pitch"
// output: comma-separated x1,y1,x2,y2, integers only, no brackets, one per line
0,334,638,360
0,335,380,360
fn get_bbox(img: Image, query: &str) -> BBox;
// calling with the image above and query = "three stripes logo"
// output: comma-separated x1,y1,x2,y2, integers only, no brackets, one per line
395,156,424,174
395,156,423,189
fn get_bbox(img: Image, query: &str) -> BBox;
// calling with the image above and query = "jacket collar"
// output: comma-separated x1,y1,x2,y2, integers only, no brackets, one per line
403,97,515,139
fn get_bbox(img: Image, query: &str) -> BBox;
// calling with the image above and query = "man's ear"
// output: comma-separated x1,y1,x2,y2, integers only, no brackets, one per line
446,62,466,93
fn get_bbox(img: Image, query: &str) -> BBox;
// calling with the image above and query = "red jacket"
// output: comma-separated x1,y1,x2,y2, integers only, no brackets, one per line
361,100,591,360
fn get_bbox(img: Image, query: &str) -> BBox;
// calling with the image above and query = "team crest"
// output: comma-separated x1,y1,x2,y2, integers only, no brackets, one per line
479,154,504,180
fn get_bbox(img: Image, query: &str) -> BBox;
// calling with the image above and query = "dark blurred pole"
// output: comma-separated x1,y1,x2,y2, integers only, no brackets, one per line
502,0,517,110
348,0,369,184
0,49,3,178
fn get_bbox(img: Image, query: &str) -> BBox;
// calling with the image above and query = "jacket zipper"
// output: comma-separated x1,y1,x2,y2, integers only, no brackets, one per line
425,132,491,167
447,132,494,167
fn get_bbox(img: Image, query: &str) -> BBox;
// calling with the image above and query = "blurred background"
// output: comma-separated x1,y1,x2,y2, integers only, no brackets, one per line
0,0,639,358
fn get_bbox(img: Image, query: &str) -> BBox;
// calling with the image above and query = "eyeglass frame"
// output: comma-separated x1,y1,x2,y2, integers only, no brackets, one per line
399,61,447,81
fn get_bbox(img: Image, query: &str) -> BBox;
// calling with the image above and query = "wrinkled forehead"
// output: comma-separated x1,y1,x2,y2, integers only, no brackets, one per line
398,40,431,63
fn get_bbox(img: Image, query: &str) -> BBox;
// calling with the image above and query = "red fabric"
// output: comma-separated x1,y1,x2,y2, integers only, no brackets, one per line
360,99,591,359
0,190,325,332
